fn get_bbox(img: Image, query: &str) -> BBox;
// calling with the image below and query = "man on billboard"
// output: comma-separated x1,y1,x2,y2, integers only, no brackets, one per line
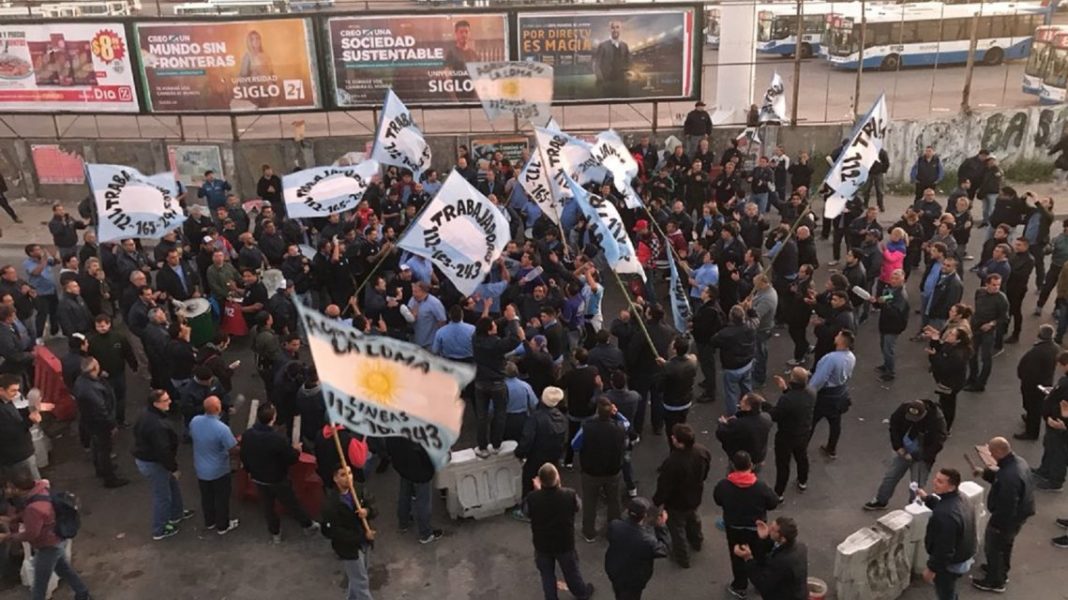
593,20,631,98
445,20,479,102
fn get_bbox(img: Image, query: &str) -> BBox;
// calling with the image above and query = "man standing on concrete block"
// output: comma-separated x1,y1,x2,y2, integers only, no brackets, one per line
863,399,947,511
970,437,1035,594
916,468,977,600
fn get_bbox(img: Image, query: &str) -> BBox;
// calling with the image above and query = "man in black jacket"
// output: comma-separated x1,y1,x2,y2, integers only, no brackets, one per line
653,423,712,568
143,307,171,391
133,389,191,540
320,466,374,600
691,285,725,403
710,304,758,416
1015,328,1061,440
73,357,129,488
47,204,86,259
733,516,808,600
916,468,976,600
958,149,990,201
604,497,669,600
525,462,594,600
716,392,772,467
0,374,42,482
57,278,92,338
873,269,909,382
515,386,569,518
810,290,855,368
966,274,1010,392
239,403,319,543
573,397,627,542
659,337,698,447
1032,351,1068,491
770,368,816,498
863,399,947,511
156,248,201,302
0,305,33,381
713,451,780,597
971,437,1035,593
472,316,524,457
1005,238,1035,344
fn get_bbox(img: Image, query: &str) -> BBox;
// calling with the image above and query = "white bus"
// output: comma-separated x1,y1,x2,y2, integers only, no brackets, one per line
823,1,1049,71
1025,24,1068,94
756,2,866,58
173,0,279,14
1041,31,1068,103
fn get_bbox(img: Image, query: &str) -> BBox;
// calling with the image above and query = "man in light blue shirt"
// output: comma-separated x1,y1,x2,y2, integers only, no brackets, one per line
189,396,239,535
432,305,475,360
408,281,446,350
503,362,538,441
197,170,232,212
22,244,58,339
689,250,719,302
403,254,434,286
810,330,856,459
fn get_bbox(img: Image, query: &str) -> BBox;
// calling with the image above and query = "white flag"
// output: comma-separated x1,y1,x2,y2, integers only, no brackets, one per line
823,94,890,218
372,90,432,179
592,130,642,209
758,72,787,124
565,175,645,281
86,164,185,243
396,171,511,297
468,61,553,125
518,153,561,224
534,126,604,198
282,160,380,218
297,303,473,470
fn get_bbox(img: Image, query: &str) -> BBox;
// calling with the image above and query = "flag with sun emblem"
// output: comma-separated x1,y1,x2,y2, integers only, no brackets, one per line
467,61,554,126
296,303,474,469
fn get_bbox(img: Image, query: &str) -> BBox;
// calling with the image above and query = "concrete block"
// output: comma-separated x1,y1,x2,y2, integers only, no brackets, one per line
31,425,51,470
959,481,990,547
904,501,932,576
834,510,915,600
436,440,521,520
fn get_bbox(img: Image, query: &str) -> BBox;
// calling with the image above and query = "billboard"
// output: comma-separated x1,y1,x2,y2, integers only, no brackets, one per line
326,14,508,107
0,23,138,113
517,9,697,102
135,19,320,113
167,145,224,187
31,145,85,185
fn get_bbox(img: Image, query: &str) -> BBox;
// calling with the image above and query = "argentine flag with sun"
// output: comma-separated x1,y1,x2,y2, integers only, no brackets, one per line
296,303,475,469
467,61,554,126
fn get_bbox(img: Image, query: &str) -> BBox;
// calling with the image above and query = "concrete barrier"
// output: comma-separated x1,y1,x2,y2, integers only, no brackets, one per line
435,440,521,521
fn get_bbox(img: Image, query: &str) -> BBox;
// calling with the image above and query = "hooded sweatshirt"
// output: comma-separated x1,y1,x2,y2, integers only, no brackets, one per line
9,480,61,549
713,470,780,528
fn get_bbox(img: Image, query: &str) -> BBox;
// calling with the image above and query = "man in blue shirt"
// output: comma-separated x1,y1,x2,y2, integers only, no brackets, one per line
403,255,434,286
407,281,446,350
809,330,856,459
189,396,239,535
504,361,538,441
432,305,475,360
197,170,232,212
22,244,59,340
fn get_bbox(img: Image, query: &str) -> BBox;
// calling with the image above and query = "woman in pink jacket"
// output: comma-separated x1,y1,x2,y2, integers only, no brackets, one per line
879,227,909,294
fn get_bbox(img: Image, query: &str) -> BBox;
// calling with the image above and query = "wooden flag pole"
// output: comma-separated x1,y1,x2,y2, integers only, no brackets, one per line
606,267,660,361
329,421,376,539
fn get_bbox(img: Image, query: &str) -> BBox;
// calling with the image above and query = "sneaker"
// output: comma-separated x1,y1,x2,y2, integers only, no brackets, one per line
875,364,887,372
993,348,1005,358
488,446,501,456
168,510,195,525
632,435,641,445
778,495,785,503
217,519,240,536
510,507,530,522
152,524,180,540
419,529,444,544
863,501,889,511
627,487,638,498
1013,432,1038,441
819,445,837,459
797,481,807,492
1036,480,1064,493
303,521,321,536
827,260,839,267
1056,517,1068,528
786,358,803,367
271,533,282,544
1053,535,1068,548
474,448,491,459
879,373,896,382
727,586,748,599
563,463,574,471
582,534,597,543
971,578,1006,593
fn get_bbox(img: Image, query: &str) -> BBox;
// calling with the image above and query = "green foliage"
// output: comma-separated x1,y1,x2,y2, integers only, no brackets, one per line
1004,159,1055,184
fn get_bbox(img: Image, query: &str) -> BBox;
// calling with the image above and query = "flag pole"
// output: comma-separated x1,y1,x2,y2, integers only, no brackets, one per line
328,420,376,538
606,267,660,361
532,140,574,258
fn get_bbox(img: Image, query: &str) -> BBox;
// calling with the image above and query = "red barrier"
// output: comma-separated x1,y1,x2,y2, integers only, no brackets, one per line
33,346,76,422
236,452,323,519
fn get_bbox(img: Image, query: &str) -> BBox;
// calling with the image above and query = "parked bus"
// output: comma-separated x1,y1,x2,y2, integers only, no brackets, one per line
823,1,1049,70
1041,31,1068,103
1025,25,1068,94
756,2,865,58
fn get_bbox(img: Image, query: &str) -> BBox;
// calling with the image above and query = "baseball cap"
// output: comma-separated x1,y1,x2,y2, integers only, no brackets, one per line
626,497,654,520
399,264,411,271
904,400,927,422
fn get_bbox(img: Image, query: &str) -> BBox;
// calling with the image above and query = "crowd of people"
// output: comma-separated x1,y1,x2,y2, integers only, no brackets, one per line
0,106,1065,600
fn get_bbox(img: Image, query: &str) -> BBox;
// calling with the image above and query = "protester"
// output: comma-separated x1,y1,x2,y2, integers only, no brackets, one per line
769,368,816,499
653,423,711,569
572,397,627,542
0,373,42,481
73,357,129,489
524,462,594,600
713,451,780,598
189,396,239,535
603,496,669,600
514,387,569,520
731,516,808,600
133,389,192,540
1015,326,1061,441
863,399,948,511
970,437,1035,593
809,330,856,459
321,466,375,600
916,468,977,600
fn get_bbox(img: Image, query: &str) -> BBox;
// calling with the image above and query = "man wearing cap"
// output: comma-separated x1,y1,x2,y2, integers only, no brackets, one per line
515,387,569,519
863,398,947,511
683,101,713,157
604,497,670,599
1015,325,1061,441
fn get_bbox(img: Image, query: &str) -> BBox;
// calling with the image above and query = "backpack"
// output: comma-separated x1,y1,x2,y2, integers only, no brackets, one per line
29,490,81,539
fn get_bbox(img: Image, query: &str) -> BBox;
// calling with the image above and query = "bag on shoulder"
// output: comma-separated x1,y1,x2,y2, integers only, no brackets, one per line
29,490,81,539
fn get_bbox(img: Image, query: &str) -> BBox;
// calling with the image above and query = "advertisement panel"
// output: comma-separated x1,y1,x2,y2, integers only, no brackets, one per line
517,8,696,102
470,136,528,165
326,14,508,107
167,145,224,187
31,145,85,185
135,19,319,113
0,23,137,112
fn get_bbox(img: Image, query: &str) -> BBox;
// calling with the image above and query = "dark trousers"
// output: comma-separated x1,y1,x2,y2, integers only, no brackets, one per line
503,412,527,443
662,408,689,450
198,473,232,530
0,192,18,221
696,341,717,400
1035,427,1068,486
1039,263,1062,308
832,221,848,261
631,378,651,436
968,330,996,387
648,386,665,435
864,172,886,210
934,570,960,600
1031,244,1047,291
937,390,959,432
982,521,1022,586
474,381,508,451
773,436,809,496
666,508,702,566
90,429,116,482
1008,290,1025,337
108,371,127,425
255,480,312,535
534,550,591,600
1021,384,1044,438
580,472,621,539
611,583,645,600
725,527,763,591
34,294,59,337
565,419,582,465
810,404,842,453
788,323,808,362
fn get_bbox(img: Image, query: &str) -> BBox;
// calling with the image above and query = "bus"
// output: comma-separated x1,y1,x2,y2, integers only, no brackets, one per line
756,2,865,58
1040,31,1068,103
1025,25,1068,94
173,0,279,14
823,1,1049,71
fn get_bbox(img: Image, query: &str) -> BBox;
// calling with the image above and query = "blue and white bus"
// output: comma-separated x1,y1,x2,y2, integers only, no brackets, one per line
1025,25,1068,93
756,2,864,58
823,1,1050,71
1040,31,1068,103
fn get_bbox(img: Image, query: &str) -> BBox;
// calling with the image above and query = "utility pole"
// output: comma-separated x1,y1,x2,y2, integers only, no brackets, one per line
961,9,981,113
853,0,867,117
790,0,802,126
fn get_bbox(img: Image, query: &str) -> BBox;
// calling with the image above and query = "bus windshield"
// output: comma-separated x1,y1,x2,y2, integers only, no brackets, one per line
1045,46,1068,88
827,24,856,57
1026,40,1052,78
757,11,774,42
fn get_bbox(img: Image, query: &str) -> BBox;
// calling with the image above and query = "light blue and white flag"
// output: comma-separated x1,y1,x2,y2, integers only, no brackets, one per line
518,151,561,224
666,247,691,332
823,93,890,218
282,160,380,218
297,303,473,470
372,89,432,179
565,175,645,281
468,61,554,125
396,170,510,296
534,126,604,196
85,164,184,243
758,72,787,124
591,130,642,209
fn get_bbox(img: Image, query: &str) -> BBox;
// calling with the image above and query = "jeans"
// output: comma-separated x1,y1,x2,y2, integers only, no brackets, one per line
982,522,1022,586
32,540,89,600
751,192,769,214
474,381,508,451
982,193,998,223
342,550,374,600
934,570,960,600
721,361,753,417
879,333,898,375
198,473,232,530
968,330,996,387
773,436,810,496
255,479,312,535
108,371,127,425
135,459,184,536
753,330,771,385
1035,428,1068,486
581,472,622,539
397,477,433,538
874,453,931,505
666,508,703,566
535,550,591,600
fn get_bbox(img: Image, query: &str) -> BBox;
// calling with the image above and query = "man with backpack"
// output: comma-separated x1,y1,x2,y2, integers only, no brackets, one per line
0,473,91,600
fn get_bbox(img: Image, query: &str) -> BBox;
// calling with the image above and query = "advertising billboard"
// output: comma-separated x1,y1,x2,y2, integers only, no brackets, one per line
135,19,320,113
517,8,697,102
0,23,138,112
326,14,508,107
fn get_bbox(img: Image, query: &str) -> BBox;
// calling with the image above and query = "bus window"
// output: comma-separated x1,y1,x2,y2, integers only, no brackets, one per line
803,16,824,35
918,21,942,43
942,18,967,42
869,22,892,46
900,21,921,44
